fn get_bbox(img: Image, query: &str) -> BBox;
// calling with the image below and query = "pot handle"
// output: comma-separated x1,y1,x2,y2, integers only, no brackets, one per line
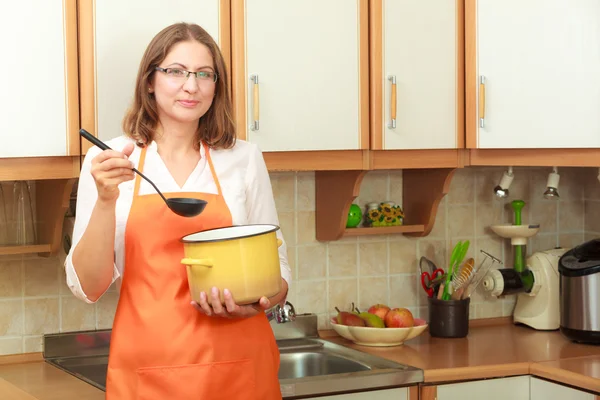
277,238,282,247
181,258,214,268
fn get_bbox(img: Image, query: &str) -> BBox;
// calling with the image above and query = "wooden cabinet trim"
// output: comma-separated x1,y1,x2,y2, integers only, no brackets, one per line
358,0,370,150
465,0,477,149
0,157,80,181
78,0,95,155
470,149,600,167
409,385,419,400
369,0,383,150
456,0,465,149
64,0,81,156
420,385,437,400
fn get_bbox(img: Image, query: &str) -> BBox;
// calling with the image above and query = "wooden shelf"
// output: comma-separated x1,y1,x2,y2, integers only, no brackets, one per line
0,245,52,256
0,178,75,257
0,157,80,181
343,225,425,237
315,168,456,241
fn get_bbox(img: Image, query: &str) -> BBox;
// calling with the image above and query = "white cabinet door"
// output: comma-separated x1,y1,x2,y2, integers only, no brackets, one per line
530,377,595,400
380,0,458,150
437,376,530,400
238,0,367,152
304,387,408,399
81,0,224,143
475,0,600,149
0,0,78,158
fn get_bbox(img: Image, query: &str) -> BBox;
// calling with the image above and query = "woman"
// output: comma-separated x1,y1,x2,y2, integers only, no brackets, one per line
65,22,291,399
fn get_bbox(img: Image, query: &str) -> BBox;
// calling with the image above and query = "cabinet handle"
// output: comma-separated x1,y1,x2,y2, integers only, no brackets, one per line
250,74,260,131
388,75,397,129
479,75,486,128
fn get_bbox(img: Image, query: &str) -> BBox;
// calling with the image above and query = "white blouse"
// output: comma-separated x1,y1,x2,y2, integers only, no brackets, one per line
65,135,291,304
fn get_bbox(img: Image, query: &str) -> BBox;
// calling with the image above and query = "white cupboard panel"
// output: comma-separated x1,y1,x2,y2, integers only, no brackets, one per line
304,387,409,399
383,0,457,149
476,0,600,149
437,376,530,400
1,0,69,157
93,0,221,142
530,377,595,400
245,0,362,151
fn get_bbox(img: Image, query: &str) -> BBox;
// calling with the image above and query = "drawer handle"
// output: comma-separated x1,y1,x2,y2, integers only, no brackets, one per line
479,75,486,128
388,75,397,129
250,74,260,131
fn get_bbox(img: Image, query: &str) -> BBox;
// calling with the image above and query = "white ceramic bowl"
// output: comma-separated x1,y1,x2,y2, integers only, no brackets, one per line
330,318,428,347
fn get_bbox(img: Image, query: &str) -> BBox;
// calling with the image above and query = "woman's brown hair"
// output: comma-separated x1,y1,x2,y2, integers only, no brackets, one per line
122,22,236,149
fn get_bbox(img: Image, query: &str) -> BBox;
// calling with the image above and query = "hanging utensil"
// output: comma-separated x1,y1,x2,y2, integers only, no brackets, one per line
420,267,445,298
80,129,208,218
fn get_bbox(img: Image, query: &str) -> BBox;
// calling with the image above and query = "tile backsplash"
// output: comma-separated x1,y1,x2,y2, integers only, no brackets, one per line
0,166,593,355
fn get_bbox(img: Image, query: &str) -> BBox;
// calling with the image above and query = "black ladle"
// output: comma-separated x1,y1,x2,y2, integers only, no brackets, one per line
79,129,207,218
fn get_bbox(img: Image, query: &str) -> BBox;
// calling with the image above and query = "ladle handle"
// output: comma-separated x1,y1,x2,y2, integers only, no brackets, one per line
79,129,169,205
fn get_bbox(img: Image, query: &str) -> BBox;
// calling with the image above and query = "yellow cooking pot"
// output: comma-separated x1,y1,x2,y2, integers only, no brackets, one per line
181,224,283,305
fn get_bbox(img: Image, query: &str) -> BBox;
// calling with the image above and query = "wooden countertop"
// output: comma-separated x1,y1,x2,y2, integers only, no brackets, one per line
320,318,600,393
0,356,104,400
0,318,598,398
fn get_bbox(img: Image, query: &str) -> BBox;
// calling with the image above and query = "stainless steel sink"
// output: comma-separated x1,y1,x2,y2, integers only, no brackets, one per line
43,313,423,398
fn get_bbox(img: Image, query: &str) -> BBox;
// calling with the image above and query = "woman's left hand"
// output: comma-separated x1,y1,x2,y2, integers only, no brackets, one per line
191,287,272,318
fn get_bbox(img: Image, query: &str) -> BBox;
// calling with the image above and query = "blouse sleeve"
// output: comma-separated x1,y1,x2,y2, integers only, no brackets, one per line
64,147,121,304
244,144,292,295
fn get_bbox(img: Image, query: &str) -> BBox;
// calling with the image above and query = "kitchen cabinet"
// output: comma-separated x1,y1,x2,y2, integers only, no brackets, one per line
435,376,530,400
232,0,369,158
78,0,230,151
0,0,79,159
303,386,413,399
466,0,600,166
370,0,462,151
530,377,595,400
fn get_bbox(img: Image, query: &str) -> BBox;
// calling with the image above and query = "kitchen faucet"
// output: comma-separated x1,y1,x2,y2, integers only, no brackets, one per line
266,301,296,323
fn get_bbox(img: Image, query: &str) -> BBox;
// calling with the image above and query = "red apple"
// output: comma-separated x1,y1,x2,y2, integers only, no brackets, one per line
368,304,391,321
384,307,415,328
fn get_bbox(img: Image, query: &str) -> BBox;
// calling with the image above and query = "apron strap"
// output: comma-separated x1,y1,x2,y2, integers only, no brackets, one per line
133,146,148,197
203,143,224,197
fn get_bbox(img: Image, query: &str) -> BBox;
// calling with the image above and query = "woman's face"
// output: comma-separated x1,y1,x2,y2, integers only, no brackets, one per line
151,40,216,128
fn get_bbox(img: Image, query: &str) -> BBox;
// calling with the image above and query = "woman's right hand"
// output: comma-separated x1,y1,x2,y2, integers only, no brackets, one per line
90,142,136,203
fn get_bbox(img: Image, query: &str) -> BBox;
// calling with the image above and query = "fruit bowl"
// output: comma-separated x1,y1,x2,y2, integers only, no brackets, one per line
330,318,428,347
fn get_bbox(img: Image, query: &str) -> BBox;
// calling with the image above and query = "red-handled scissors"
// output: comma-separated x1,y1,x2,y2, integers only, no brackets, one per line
420,268,445,298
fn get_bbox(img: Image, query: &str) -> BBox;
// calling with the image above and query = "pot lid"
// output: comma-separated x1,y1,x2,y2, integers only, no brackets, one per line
559,238,600,277
181,224,279,243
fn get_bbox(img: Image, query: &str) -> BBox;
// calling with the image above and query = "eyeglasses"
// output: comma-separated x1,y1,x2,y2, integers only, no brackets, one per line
154,67,218,83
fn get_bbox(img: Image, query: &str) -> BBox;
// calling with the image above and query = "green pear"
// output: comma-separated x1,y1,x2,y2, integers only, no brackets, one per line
354,307,385,328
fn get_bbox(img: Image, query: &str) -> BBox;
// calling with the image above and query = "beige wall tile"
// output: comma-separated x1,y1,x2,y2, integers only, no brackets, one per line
530,200,557,233
475,202,504,236
475,167,504,203
295,280,326,315
357,277,388,311
296,211,316,245
297,245,327,280
419,240,447,271
60,297,95,332
278,211,296,246
389,171,403,205
584,169,600,200
448,205,475,238
389,275,418,308
428,198,447,238
328,243,357,278
24,258,59,296
270,172,295,212
359,242,387,276
296,172,315,211
559,200,584,232
389,237,418,274
0,300,23,336
584,200,600,232
558,233,584,249
0,260,22,298
355,171,388,207
328,279,358,314
23,336,43,353
24,298,58,335
0,338,23,355
96,292,119,330
448,169,475,204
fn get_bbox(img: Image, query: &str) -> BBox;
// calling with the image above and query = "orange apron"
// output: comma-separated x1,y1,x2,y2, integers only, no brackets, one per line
105,145,282,400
